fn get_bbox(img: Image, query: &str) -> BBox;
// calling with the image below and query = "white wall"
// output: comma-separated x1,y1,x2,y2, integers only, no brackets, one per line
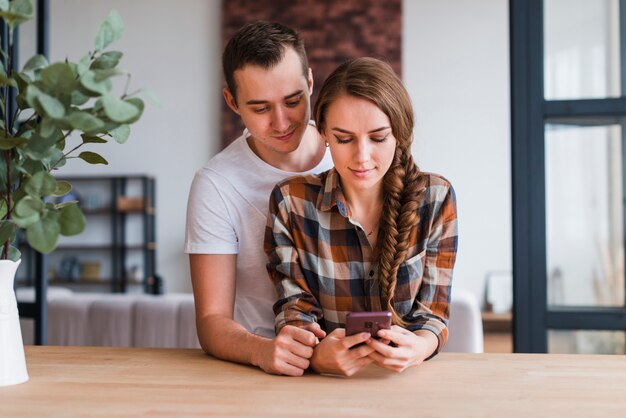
403,0,512,304
48,0,222,292
46,1,512,303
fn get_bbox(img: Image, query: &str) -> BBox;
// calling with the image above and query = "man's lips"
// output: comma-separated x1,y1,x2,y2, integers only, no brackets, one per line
272,129,296,141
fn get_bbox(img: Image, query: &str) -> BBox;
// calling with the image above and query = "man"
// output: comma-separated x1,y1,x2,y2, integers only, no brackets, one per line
185,21,333,376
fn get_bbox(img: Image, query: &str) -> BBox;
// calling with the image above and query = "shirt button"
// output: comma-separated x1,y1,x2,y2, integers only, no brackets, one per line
369,270,375,277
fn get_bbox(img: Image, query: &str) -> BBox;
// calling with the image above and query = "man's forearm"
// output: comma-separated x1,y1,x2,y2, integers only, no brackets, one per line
197,314,270,367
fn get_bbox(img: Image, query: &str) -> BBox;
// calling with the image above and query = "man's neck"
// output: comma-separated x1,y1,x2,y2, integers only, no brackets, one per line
248,125,326,173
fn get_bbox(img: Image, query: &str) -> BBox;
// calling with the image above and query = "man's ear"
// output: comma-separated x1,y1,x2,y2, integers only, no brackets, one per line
223,88,240,115
307,68,313,95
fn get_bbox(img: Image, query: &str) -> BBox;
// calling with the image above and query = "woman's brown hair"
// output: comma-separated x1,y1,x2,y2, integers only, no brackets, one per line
314,57,421,326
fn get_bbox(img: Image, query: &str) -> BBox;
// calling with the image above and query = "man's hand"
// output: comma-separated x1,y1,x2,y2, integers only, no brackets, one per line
253,325,325,376
365,326,438,373
309,328,375,377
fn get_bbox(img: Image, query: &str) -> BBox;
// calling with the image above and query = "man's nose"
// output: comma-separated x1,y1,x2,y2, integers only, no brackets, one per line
271,107,289,132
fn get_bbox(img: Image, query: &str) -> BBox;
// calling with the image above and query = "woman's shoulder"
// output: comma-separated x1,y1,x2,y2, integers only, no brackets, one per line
275,170,328,191
414,171,455,203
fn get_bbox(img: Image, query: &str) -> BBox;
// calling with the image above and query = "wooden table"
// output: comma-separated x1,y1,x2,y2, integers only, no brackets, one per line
1,346,625,417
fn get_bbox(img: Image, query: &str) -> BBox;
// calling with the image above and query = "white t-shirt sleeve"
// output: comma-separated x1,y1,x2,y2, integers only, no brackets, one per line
184,169,239,254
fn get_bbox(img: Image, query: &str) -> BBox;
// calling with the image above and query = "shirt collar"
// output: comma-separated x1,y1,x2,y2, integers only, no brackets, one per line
319,168,350,217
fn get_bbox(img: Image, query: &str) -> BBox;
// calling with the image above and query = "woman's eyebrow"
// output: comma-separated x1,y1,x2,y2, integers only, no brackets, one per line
331,126,390,134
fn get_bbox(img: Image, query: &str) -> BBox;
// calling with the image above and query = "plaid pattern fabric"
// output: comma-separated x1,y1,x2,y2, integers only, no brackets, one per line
264,168,458,351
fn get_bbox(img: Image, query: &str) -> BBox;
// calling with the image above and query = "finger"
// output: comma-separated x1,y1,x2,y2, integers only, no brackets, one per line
277,361,307,377
342,332,371,349
286,326,318,347
284,351,311,371
288,342,315,359
349,342,376,359
302,322,327,339
344,357,374,376
366,337,397,358
376,328,409,346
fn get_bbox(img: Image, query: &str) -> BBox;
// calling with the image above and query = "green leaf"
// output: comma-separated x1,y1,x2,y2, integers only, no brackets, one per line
122,97,144,124
78,151,108,165
26,85,65,119
94,10,124,52
40,117,56,138
0,0,9,12
58,203,86,236
0,136,28,150
81,134,108,144
25,170,57,196
37,92,65,119
67,110,105,132
23,131,60,161
26,213,60,253
0,220,17,244
40,62,76,93
77,53,91,76
0,72,17,87
80,70,112,95
53,180,72,197
101,94,140,123
13,195,43,227
8,245,21,262
108,124,130,144
23,54,48,72
70,89,90,106
0,0,33,30
90,51,123,70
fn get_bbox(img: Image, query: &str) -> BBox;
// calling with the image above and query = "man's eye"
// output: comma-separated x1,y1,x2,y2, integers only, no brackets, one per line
285,99,301,107
252,107,268,114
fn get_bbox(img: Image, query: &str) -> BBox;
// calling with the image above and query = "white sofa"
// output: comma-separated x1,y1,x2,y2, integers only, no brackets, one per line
18,287,482,352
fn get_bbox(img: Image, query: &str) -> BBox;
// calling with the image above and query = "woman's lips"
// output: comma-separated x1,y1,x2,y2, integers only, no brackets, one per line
349,168,374,178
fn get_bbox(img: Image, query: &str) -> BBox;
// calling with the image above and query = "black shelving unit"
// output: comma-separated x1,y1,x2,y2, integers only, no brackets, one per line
17,175,160,295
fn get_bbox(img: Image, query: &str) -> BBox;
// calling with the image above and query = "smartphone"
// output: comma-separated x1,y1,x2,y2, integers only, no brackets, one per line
345,311,392,338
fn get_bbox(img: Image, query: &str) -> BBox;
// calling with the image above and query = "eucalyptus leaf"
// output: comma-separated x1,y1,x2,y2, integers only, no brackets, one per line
23,54,48,72
67,110,105,132
0,136,28,150
108,124,130,144
37,92,65,119
40,62,76,93
13,195,43,227
25,171,57,196
93,68,126,81
0,0,32,29
90,51,123,70
101,94,139,123
59,203,86,236
121,97,144,124
80,70,112,95
137,88,161,106
78,151,108,165
94,10,124,52
0,220,16,244
0,72,17,87
40,117,56,138
24,131,60,161
26,214,60,253
70,89,90,106
0,0,8,12
8,245,21,262
53,180,72,197
81,134,108,144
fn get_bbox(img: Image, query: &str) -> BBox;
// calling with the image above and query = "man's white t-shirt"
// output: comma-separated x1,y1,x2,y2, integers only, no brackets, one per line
185,128,333,338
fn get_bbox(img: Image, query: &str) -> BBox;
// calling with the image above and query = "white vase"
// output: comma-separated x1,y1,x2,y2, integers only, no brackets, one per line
0,259,29,386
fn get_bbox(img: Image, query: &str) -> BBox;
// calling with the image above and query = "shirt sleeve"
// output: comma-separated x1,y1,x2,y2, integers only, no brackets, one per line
184,169,239,254
264,184,322,333
405,182,458,355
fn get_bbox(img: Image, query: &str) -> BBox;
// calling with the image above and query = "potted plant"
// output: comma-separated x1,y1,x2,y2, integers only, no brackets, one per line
0,0,146,386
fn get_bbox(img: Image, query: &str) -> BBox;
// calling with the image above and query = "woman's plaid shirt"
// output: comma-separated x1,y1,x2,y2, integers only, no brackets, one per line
264,168,458,351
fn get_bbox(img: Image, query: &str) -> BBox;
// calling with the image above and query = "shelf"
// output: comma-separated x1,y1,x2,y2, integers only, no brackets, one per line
482,311,512,333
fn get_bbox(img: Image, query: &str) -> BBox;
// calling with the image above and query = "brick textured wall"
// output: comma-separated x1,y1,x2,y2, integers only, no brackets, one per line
221,0,402,147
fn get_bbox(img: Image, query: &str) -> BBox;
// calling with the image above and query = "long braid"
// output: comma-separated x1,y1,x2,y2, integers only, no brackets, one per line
378,148,421,326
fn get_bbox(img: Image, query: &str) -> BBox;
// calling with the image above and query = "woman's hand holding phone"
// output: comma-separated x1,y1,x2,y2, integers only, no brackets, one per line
309,328,376,377
365,327,439,373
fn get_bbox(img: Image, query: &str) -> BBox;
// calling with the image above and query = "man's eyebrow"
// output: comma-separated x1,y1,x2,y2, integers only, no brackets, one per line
245,90,304,106
331,126,391,134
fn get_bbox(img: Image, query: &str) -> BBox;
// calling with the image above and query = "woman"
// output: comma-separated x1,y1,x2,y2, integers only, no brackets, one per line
264,57,458,376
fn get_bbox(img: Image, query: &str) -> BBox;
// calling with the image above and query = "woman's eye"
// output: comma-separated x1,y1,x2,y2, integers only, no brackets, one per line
334,135,351,144
371,135,389,143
